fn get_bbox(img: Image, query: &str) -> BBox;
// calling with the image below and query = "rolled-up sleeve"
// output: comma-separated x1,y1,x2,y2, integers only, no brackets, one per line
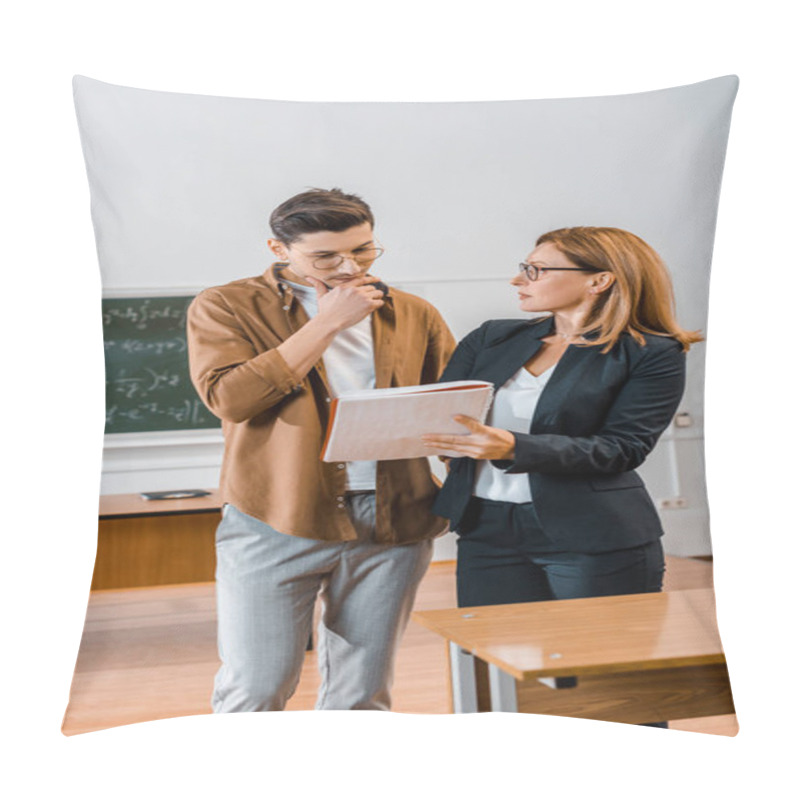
187,290,302,423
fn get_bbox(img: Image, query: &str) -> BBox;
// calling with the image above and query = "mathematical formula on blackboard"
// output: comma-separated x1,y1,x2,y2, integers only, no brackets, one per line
103,297,221,434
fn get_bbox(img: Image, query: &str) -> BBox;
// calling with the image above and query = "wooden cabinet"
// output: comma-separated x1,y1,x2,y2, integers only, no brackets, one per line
94,491,222,590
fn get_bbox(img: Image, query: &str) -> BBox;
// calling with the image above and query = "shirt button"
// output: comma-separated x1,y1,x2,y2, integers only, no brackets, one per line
325,397,331,403
282,305,290,311
337,464,345,470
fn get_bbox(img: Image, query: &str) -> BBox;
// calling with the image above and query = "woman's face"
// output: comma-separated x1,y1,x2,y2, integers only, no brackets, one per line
511,241,598,315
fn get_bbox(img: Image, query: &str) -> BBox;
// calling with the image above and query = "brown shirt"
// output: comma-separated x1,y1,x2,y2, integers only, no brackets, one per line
187,265,456,544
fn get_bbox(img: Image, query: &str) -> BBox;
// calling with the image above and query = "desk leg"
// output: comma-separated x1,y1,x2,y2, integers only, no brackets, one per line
449,643,479,713
488,664,518,712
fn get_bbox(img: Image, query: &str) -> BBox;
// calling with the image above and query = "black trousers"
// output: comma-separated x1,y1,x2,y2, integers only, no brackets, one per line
456,497,665,608
455,497,667,728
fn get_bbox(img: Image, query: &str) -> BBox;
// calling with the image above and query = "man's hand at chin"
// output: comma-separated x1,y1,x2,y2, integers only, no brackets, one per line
308,274,385,332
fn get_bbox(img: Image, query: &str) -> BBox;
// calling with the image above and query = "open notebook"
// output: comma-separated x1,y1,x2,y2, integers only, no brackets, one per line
321,380,494,461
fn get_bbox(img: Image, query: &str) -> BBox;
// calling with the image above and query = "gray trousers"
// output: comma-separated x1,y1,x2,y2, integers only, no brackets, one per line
212,495,433,712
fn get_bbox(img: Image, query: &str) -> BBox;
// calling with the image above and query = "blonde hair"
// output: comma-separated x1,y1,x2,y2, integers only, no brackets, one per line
536,227,703,352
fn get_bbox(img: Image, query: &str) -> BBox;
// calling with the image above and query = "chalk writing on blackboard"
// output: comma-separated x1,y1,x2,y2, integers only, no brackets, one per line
102,301,187,329
103,296,221,434
105,398,212,427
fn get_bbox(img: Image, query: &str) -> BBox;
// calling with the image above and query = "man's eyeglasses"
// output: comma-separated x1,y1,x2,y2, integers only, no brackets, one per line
302,245,385,271
518,262,603,282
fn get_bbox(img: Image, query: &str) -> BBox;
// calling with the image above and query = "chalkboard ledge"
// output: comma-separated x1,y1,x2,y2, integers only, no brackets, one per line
104,429,224,449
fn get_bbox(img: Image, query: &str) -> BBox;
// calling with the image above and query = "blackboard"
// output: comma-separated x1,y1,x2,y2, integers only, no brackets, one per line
103,296,221,434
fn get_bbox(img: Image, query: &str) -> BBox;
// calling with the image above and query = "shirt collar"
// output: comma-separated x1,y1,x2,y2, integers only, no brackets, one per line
264,262,294,298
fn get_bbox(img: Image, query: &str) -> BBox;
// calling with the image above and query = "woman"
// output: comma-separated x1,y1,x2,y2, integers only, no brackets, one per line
422,226,702,609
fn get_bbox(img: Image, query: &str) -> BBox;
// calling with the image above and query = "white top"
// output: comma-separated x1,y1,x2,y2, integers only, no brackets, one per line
285,279,377,491
473,364,555,503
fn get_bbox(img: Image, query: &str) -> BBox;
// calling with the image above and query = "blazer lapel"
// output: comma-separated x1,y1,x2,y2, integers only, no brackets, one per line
531,340,603,429
473,313,604,431
480,316,555,390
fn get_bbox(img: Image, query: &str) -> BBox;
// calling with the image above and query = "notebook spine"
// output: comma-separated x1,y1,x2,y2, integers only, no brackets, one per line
478,385,495,424
320,397,340,461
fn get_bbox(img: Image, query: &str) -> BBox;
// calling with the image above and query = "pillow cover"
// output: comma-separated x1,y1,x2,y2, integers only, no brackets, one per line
64,75,738,735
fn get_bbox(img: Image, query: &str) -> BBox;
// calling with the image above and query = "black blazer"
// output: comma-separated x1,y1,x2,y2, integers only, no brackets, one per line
432,315,687,553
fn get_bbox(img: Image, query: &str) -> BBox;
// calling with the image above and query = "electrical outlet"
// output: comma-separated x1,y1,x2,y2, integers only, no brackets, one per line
658,497,688,510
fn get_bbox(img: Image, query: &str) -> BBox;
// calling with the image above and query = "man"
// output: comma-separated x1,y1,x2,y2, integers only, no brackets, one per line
187,188,455,712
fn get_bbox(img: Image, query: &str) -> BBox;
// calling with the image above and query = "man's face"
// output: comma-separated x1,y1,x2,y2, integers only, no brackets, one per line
270,223,380,287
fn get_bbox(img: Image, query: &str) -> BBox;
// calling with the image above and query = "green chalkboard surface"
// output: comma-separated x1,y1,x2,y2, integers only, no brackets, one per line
103,296,221,434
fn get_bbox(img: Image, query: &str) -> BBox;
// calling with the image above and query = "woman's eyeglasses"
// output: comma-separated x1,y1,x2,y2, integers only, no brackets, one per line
518,262,603,282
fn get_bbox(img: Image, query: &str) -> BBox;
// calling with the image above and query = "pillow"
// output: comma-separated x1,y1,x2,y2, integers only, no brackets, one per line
65,75,738,735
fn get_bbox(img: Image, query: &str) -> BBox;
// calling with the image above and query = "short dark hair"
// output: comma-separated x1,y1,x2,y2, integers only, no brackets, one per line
269,188,374,245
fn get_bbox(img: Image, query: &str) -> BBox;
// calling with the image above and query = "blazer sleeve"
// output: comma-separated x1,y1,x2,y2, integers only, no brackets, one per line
501,338,686,475
436,322,489,383
186,289,303,423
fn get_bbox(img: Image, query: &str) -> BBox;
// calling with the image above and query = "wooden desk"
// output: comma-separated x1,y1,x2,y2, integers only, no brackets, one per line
413,589,735,724
94,491,222,590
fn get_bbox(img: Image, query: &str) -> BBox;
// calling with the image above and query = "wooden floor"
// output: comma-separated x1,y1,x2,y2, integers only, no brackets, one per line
62,556,738,736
